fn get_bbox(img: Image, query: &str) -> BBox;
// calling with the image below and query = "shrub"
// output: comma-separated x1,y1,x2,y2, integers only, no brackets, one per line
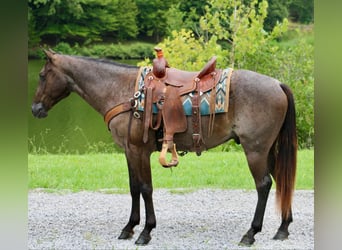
30,42,155,60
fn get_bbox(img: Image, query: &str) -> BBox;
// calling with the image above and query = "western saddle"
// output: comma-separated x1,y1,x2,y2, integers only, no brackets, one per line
142,48,222,167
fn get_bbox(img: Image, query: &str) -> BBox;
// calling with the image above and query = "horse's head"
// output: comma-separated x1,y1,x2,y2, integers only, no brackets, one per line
31,49,72,118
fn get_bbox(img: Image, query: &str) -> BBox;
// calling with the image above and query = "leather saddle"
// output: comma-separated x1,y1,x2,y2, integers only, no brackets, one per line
143,49,222,167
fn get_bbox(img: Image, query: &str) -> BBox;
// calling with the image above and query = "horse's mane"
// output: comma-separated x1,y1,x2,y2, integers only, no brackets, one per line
71,55,139,69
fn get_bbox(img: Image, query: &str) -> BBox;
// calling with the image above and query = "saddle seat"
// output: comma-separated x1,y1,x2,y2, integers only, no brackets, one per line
143,55,222,167
146,56,220,102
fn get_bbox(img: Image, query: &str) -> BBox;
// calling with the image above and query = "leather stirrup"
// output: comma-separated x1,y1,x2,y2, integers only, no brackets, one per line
159,142,179,168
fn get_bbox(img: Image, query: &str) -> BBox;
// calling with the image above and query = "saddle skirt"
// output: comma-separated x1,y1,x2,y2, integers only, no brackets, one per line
135,66,233,116
132,64,232,168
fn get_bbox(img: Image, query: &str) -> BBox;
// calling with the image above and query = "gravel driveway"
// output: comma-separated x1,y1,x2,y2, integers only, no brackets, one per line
28,189,313,250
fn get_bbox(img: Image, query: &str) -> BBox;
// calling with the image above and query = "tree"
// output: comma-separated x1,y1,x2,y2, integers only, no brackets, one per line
178,0,208,33
263,0,289,32
28,6,41,47
163,3,186,36
288,0,314,23
153,29,227,70
28,0,139,45
135,0,179,42
112,0,138,41
198,0,288,68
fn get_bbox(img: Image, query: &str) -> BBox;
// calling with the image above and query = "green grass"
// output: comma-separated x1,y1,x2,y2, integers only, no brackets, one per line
28,150,313,192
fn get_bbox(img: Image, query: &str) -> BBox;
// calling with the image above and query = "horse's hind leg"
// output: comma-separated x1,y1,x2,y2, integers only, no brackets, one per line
273,209,293,240
270,157,293,241
239,149,272,246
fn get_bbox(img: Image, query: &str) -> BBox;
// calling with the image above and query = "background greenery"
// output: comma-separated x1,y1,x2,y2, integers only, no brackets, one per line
29,0,313,46
28,0,314,151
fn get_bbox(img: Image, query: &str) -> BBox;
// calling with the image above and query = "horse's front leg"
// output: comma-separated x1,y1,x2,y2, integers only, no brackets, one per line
118,149,141,240
119,145,156,245
135,147,156,245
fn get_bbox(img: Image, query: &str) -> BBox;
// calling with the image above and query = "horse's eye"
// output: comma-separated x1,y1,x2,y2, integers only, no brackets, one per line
39,73,45,81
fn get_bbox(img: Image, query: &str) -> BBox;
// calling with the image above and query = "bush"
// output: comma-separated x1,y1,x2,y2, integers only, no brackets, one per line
29,42,155,60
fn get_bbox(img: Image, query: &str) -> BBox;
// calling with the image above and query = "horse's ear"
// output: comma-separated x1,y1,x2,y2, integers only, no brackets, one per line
48,48,56,54
43,48,56,62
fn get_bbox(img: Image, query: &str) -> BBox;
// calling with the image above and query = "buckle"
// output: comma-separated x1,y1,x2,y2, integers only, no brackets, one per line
134,91,141,99
133,111,141,119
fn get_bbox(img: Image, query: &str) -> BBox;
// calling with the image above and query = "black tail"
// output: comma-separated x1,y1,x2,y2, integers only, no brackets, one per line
273,83,297,219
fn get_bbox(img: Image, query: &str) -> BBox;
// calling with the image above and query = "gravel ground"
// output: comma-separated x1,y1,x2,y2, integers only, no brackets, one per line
28,189,313,250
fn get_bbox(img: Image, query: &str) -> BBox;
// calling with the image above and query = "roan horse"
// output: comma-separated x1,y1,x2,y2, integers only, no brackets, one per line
31,49,297,246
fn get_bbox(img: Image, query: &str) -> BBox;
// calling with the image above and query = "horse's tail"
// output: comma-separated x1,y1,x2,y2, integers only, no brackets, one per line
273,83,297,219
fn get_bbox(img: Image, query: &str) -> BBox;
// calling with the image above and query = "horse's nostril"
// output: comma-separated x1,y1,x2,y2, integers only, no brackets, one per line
32,102,41,113
31,103,47,118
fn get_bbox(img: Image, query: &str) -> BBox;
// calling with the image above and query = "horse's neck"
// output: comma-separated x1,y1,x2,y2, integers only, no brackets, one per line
61,55,138,115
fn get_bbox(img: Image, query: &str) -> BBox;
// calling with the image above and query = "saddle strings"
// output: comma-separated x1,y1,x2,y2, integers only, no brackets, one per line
208,72,217,137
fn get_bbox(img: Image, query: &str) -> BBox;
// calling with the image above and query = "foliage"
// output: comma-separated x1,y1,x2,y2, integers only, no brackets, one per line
29,42,154,60
135,0,179,42
112,0,138,41
289,0,314,23
28,7,41,47
28,0,138,45
141,29,228,70
263,0,290,32
198,0,288,68
164,3,186,36
28,0,314,47
178,0,208,34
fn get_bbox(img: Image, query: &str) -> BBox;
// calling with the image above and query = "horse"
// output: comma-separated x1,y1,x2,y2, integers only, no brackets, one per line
31,49,297,246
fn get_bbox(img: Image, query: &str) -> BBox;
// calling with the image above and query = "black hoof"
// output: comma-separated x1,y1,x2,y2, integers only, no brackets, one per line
118,230,133,240
239,234,255,246
273,230,289,240
135,232,151,245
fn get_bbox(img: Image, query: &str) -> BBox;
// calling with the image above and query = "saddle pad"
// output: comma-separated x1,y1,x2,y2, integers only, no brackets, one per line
135,66,233,116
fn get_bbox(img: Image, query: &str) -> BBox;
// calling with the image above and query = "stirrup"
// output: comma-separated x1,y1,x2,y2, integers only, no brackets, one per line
159,142,179,168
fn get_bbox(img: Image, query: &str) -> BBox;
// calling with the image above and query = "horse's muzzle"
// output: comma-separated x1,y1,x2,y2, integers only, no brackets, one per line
31,102,48,118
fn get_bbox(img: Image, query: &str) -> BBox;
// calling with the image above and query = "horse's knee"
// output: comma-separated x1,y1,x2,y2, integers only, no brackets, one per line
141,183,153,198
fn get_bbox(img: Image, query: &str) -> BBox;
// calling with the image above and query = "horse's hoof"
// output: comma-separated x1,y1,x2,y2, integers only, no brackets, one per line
273,230,289,240
118,230,133,240
239,234,255,246
135,232,151,245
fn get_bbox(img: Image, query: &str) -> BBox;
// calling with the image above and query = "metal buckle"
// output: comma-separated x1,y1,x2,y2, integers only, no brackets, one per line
134,91,141,99
129,98,138,108
133,111,141,119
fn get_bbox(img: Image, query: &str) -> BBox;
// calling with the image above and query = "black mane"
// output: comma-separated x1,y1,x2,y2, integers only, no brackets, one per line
72,55,139,69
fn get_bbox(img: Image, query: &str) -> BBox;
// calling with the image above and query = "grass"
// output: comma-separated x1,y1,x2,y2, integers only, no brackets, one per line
28,149,313,192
